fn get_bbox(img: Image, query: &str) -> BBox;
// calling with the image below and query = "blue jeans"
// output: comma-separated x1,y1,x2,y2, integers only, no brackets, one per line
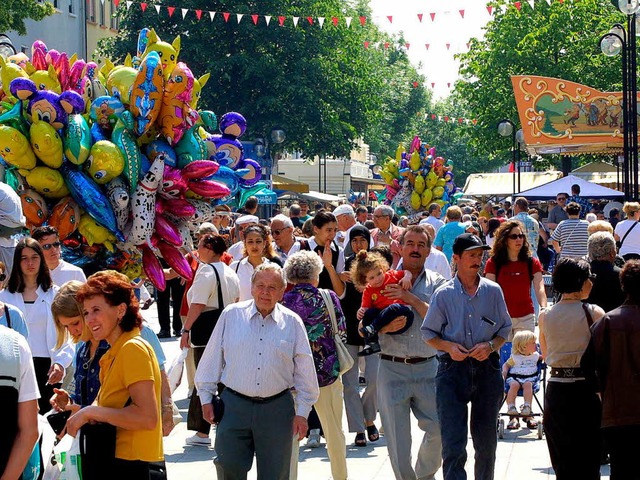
435,354,504,480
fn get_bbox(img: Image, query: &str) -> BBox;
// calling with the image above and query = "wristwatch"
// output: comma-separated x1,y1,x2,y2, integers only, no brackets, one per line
488,340,495,352
181,328,190,335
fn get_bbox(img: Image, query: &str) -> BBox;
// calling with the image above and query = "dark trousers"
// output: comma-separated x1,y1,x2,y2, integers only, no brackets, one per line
436,354,504,480
543,381,601,480
156,277,184,334
214,389,295,480
187,347,210,435
307,406,323,434
34,357,59,414
605,425,640,479
362,304,414,342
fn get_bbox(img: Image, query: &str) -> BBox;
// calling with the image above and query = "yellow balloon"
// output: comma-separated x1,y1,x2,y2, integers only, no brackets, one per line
86,140,125,184
30,121,63,168
107,67,137,105
0,125,36,170
411,191,422,211
433,186,445,199
79,213,117,251
421,189,433,207
436,178,446,187
395,143,405,161
414,175,426,194
409,151,421,171
20,166,69,198
425,171,438,189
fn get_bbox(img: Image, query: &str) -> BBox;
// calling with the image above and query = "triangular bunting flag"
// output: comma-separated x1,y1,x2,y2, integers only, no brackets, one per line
446,43,450,50
413,81,419,88
113,0,119,7
528,0,535,8
293,16,299,27
126,1,132,10
181,8,188,19
431,113,436,119
359,16,366,26
466,42,471,49
265,15,271,26
430,12,436,21
153,4,160,14
459,9,465,18
251,14,259,24
472,119,478,125
318,17,325,28
509,161,515,173
447,83,451,88
387,15,393,23
417,13,423,22
425,43,430,50
278,16,285,26
140,2,147,12
209,11,215,21
486,5,493,15
223,12,230,22
195,9,202,20
167,6,175,17
501,5,508,13
514,1,522,11
237,13,243,23
345,17,352,27
364,41,370,49
405,43,410,50
438,116,443,122
307,16,313,25
545,0,551,4
458,118,464,124
332,17,339,26
384,42,390,49
444,116,449,122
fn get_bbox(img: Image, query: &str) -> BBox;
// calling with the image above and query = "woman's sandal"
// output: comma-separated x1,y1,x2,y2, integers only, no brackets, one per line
355,432,367,447
525,417,538,429
366,424,380,442
507,417,520,430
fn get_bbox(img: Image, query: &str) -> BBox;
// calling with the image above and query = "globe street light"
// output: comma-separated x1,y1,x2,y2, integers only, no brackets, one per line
0,35,17,58
498,119,517,199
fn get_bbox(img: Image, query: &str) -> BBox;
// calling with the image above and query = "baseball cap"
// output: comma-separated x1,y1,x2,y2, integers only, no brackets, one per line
452,233,491,256
333,204,355,217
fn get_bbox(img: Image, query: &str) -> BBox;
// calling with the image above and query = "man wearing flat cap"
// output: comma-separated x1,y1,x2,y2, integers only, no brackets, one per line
422,233,511,480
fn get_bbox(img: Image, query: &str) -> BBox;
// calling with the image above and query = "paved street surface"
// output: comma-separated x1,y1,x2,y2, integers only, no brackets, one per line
142,306,611,479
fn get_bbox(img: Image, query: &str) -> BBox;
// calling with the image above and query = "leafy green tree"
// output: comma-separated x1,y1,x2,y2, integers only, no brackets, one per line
455,0,624,171
99,0,429,159
0,0,55,36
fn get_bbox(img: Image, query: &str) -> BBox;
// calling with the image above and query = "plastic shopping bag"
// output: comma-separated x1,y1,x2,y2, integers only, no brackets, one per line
167,347,189,393
54,435,82,480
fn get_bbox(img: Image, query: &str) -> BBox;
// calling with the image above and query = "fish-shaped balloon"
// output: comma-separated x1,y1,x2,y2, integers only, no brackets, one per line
181,160,219,180
111,110,141,193
187,179,230,199
20,166,69,198
60,162,124,241
175,124,209,168
19,189,48,228
140,242,165,291
146,139,177,168
153,237,192,281
30,120,63,168
48,196,80,240
128,153,165,246
129,51,163,137
0,56,29,101
79,213,117,251
106,66,137,104
85,140,125,184
154,214,182,247
64,114,91,165
156,197,195,217
0,125,36,170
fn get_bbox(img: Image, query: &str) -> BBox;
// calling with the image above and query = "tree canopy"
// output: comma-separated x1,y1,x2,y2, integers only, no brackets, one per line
0,0,55,36
455,0,625,172
99,0,429,160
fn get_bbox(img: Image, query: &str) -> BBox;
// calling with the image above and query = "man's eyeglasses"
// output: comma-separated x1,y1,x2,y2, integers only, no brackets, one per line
271,227,291,236
556,197,567,201
41,241,62,250
507,234,525,240
373,214,389,219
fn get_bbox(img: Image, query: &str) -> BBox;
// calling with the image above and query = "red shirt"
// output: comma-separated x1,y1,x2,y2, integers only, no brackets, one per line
484,257,543,318
361,269,408,310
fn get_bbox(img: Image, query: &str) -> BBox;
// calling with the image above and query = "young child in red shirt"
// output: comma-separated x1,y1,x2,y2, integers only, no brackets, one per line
351,250,415,356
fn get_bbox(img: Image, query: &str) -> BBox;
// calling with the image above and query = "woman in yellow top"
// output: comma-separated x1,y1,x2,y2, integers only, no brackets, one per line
66,271,163,475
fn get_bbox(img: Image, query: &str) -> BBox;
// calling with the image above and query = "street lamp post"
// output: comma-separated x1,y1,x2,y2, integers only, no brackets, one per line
600,0,639,199
498,119,517,199
0,35,17,58
253,128,286,217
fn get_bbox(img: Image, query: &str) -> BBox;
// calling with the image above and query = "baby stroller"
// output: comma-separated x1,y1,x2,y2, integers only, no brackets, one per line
497,341,546,440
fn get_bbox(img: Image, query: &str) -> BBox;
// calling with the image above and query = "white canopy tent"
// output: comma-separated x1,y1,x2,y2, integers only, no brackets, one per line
516,174,624,200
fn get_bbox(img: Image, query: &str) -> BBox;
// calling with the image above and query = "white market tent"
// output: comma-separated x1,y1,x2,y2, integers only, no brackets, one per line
516,174,624,200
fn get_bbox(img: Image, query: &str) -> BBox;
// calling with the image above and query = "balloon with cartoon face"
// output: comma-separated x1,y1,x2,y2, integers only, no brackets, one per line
90,96,125,135
30,120,63,168
205,135,244,169
21,165,70,198
141,29,181,81
19,189,48,229
106,66,137,104
49,196,81,240
86,140,125,184
0,125,36,170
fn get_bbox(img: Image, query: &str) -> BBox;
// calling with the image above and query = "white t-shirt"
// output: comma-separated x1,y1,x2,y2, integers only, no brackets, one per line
420,215,445,233
615,219,640,257
187,261,240,309
425,248,451,280
50,260,87,287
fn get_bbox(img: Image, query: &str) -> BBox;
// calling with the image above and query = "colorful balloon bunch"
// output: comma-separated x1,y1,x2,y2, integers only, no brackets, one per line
0,29,264,290
378,136,462,221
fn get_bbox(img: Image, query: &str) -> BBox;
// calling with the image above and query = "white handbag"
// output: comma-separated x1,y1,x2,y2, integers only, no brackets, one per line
319,289,354,375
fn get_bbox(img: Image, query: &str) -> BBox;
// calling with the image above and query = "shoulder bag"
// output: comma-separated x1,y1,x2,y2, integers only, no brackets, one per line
319,289,354,375
616,220,639,250
190,264,224,347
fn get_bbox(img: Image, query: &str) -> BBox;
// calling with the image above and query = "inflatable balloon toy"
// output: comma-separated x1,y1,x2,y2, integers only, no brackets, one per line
19,189,48,229
79,213,118,251
48,197,81,240
146,138,177,168
128,153,165,247
0,125,36,170
112,110,141,192
85,140,125,184
190,73,210,110
105,177,130,234
0,56,29,102
106,66,137,105
30,120,63,168
20,166,70,198
203,111,246,169
129,50,163,137
158,61,198,145
64,113,92,165
27,64,61,93
141,30,181,81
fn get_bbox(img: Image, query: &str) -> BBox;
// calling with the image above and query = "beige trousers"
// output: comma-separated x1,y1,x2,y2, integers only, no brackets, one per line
314,378,348,480
509,313,536,341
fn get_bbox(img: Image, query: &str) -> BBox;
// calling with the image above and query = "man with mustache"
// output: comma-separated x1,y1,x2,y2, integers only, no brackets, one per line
370,225,447,480
421,233,512,480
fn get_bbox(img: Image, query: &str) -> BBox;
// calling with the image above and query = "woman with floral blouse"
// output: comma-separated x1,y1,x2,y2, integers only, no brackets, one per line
282,250,348,480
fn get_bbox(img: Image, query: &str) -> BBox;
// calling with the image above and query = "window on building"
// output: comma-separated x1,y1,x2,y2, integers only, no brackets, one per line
99,0,105,25
68,0,75,14
86,0,96,21
52,0,59,9
110,0,119,29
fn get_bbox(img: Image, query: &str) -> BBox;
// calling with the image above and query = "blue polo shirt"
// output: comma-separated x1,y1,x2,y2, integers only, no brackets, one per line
421,275,512,354
433,222,466,262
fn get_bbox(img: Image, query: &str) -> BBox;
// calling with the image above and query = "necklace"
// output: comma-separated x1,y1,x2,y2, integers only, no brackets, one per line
82,344,98,371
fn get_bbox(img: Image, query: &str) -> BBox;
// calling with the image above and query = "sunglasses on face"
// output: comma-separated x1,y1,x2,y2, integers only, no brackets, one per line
272,227,291,236
41,241,62,250
507,234,525,240
557,197,567,201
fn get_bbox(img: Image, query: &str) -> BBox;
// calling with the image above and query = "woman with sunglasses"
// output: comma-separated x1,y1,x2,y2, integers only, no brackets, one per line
0,238,73,414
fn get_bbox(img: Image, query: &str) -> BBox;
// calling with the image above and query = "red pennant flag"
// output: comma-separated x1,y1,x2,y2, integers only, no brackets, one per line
387,16,393,23
472,119,478,125
278,15,285,26
459,9,465,18
364,41,370,49
251,14,259,24
446,43,451,50
431,113,436,119
430,12,436,21
140,2,147,11
307,16,313,25
444,116,449,122
425,43,430,50
384,42,390,49
195,9,202,19
458,118,464,124
514,1,522,10
413,81,419,88
359,16,366,26
431,85,435,91
223,12,230,22
486,6,494,15
466,42,470,49
167,6,175,17
447,82,451,88
113,0,120,7
332,17,338,26
559,0,564,3
508,162,515,173
405,43,410,50
417,13,423,22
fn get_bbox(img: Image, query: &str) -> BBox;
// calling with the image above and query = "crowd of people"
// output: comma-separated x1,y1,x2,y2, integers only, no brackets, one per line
0,185,639,480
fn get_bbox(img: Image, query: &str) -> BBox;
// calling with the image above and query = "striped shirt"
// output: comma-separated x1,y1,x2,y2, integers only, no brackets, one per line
550,218,589,258
194,300,319,417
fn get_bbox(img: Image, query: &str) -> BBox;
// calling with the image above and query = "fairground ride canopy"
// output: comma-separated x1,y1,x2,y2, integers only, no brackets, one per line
511,75,640,156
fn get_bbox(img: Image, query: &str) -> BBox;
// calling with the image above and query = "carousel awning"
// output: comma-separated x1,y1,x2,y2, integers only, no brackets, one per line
272,175,309,194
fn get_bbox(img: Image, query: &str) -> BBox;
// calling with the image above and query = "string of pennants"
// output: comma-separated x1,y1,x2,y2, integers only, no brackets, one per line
101,0,578,26
423,113,479,126
365,41,472,52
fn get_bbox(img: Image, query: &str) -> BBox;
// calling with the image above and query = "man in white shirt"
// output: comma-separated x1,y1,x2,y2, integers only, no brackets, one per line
419,203,445,234
271,214,303,262
227,215,259,261
195,264,319,479
32,226,86,286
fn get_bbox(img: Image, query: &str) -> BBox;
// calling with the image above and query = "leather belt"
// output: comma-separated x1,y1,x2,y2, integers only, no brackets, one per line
226,387,290,403
380,354,436,364
550,367,585,379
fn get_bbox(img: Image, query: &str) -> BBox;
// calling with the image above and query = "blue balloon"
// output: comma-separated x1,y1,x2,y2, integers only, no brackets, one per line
146,139,177,168
210,166,240,196
139,153,151,179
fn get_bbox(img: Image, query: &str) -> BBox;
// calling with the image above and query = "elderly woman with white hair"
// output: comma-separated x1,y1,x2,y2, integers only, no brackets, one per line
586,232,625,313
282,251,348,480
